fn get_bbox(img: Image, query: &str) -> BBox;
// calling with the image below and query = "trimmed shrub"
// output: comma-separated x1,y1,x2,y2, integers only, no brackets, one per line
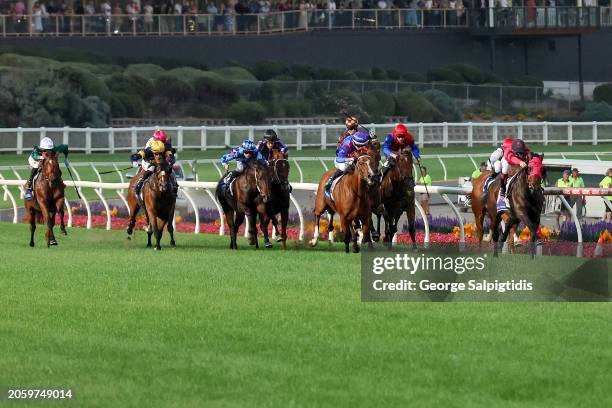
371,67,388,80
284,100,314,117
401,72,427,83
212,66,257,81
593,83,612,105
110,93,127,117
124,63,166,78
54,66,111,103
106,74,153,100
249,61,289,81
249,81,279,102
154,75,194,102
386,69,402,80
352,70,372,80
481,72,503,84
422,89,462,122
186,103,221,118
581,102,612,121
290,64,317,80
394,91,441,122
363,89,395,117
426,67,464,83
193,76,239,105
446,64,484,84
0,53,60,70
228,101,267,124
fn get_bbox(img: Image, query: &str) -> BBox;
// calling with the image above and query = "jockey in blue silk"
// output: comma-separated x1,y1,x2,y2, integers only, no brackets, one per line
220,140,264,189
381,123,421,176
257,129,288,161
24,137,70,200
324,130,370,199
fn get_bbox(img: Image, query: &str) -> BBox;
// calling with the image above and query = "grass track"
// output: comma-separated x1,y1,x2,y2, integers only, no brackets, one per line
1,223,612,407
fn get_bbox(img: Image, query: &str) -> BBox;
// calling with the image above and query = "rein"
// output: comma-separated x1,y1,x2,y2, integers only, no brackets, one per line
271,158,288,185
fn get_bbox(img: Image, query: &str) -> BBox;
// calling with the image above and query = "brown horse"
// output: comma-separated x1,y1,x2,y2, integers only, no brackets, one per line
24,151,67,247
127,154,177,250
262,150,291,249
488,154,546,257
216,160,271,250
310,153,377,253
379,149,417,249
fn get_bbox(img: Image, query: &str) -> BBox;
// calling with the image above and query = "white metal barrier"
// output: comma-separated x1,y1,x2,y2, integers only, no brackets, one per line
1,122,612,154
3,175,610,257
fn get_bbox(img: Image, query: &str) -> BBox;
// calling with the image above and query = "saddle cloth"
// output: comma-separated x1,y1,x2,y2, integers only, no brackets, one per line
329,174,345,202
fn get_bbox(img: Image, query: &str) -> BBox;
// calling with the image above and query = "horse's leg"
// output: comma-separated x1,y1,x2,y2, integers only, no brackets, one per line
475,207,486,245
524,218,539,259
126,197,140,240
376,212,382,242
225,209,236,249
309,212,321,247
341,215,351,254
40,205,56,247
358,216,372,252
153,217,165,251
248,210,259,249
28,208,36,247
260,210,272,249
327,212,335,243
280,207,288,250
167,209,176,248
492,212,502,257
56,197,67,235
233,212,245,250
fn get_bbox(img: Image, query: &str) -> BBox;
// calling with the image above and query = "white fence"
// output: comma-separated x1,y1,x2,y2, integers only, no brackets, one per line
2,175,610,257
2,122,612,154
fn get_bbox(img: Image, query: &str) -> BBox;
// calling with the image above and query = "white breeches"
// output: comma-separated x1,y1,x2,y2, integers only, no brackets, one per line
28,156,40,169
488,148,503,173
236,161,246,172
334,159,353,171
141,160,154,172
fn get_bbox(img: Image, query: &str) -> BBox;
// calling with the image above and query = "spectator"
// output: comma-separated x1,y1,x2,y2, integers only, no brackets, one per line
569,167,585,219
160,0,174,33
555,169,572,230
101,0,112,33
112,3,123,33
418,166,432,216
600,168,612,222
216,2,227,32
15,0,25,17
144,2,154,32
298,0,308,28
32,2,44,33
174,0,183,32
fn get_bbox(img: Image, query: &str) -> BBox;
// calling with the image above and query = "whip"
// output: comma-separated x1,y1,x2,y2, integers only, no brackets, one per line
63,159,82,200
97,166,133,175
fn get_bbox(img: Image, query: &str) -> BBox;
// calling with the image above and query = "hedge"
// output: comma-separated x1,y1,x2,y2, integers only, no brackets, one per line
228,101,267,124
593,83,612,105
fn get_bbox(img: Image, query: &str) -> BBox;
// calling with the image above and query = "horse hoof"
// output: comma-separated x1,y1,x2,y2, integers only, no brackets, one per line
170,242,176,247
154,247,160,251
309,239,318,247
127,236,132,241
412,243,418,250
265,242,273,249
275,236,283,242
61,230,67,236
29,242,34,247
352,246,360,254
49,240,57,246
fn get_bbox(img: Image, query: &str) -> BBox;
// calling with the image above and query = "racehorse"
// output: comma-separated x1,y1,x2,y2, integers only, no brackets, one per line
127,153,177,250
24,151,67,247
216,160,270,250
490,154,546,258
262,150,291,249
310,152,378,253
379,148,417,249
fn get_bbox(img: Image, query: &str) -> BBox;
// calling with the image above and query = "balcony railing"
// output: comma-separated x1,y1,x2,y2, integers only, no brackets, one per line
471,6,605,31
0,9,470,37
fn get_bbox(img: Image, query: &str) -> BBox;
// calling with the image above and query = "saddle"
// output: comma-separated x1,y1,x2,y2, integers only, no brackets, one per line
326,174,345,202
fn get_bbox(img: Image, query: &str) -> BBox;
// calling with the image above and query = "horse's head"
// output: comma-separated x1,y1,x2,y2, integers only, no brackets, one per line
355,154,377,187
154,156,172,193
41,151,60,183
269,151,290,187
250,160,271,203
527,153,545,191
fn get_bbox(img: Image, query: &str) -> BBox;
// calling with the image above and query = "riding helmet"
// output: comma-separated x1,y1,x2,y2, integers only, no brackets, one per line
150,140,166,154
393,123,408,137
352,130,370,147
241,140,257,153
264,129,278,142
153,129,168,142
39,137,54,151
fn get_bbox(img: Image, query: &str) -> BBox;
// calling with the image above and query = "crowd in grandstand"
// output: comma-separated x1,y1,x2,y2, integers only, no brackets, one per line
4,0,472,34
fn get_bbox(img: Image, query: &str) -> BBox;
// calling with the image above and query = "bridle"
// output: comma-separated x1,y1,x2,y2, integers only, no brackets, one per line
270,158,289,185
356,154,376,186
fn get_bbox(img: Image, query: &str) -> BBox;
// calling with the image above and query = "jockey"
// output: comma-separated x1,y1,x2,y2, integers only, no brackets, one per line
483,137,512,201
337,116,360,147
324,130,370,199
131,129,177,198
24,137,69,201
381,123,421,176
220,140,264,189
497,138,530,206
257,129,288,161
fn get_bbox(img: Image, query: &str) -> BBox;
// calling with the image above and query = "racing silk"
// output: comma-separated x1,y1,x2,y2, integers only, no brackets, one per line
30,144,69,160
335,135,359,163
382,132,420,160
257,139,288,161
502,140,529,166
337,128,357,147
220,147,264,165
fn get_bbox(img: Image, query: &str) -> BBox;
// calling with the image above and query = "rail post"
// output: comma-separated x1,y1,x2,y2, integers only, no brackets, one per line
321,124,327,150
201,126,207,151
16,127,23,155
568,121,573,146
592,121,598,145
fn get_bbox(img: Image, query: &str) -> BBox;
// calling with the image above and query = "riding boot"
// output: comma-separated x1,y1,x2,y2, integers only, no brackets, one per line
499,174,508,197
24,167,38,200
171,174,179,196
135,171,153,203
223,170,241,194
482,172,497,202
324,169,343,199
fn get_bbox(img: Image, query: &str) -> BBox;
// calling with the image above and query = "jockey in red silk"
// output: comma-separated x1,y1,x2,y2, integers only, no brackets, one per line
495,138,530,208
382,123,421,176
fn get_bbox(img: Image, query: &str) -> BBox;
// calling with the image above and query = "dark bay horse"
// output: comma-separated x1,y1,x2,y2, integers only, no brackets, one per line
216,160,271,250
262,150,291,249
379,149,417,248
127,154,177,250
491,154,546,257
24,151,67,247
310,153,377,253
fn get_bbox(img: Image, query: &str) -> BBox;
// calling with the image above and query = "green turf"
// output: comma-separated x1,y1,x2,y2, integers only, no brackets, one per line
1,223,611,407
